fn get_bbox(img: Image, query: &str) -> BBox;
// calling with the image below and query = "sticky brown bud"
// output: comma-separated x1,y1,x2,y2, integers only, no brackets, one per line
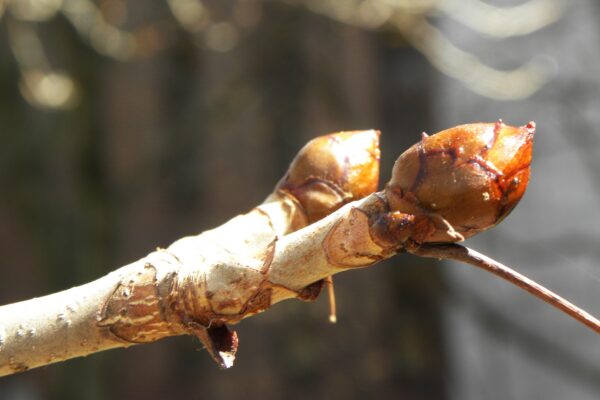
385,121,535,243
278,130,380,223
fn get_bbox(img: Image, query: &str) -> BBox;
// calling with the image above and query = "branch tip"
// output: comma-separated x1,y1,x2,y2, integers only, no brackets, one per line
407,243,600,335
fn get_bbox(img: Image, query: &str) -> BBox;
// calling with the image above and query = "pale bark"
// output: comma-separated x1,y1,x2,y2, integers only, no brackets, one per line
2,122,598,378
0,190,388,376
0,129,381,376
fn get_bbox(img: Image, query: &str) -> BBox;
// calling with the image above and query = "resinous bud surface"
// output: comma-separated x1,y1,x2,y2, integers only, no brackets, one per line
386,121,535,242
279,130,380,223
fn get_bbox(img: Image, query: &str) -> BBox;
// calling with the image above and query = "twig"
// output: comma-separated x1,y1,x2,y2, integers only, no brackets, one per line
4,121,595,378
324,276,337,324
408,243,600,335
0,129,380,376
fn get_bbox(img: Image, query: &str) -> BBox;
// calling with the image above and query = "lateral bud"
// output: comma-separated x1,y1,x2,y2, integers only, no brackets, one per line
277,130,380,223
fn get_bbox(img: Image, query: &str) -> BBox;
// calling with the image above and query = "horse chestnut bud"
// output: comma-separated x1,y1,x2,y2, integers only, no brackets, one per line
278,130,380,223
385,121,535,243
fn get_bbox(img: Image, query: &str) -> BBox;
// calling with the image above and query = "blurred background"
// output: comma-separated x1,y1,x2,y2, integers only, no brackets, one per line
0,0,599,399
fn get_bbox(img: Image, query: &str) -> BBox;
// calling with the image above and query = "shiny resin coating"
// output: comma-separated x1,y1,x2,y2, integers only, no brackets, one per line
386,121,535,243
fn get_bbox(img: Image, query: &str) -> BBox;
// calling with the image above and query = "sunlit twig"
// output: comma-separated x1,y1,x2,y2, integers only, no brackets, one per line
409,243,600,335
60,0,136,61
288,0,563,100
2,0,566,108
394,15,553,100
6,19,78,110
437,0,564,39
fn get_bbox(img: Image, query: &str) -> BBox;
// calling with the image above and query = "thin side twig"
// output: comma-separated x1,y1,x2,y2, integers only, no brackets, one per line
324,276,337,324
409,243,600,334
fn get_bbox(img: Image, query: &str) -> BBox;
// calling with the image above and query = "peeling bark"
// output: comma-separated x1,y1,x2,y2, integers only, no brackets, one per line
7,122,587,378
0,129,381,375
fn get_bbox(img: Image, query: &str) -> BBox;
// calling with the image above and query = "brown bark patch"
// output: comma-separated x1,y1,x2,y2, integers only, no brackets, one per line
99,264,172,343
323,207,385,268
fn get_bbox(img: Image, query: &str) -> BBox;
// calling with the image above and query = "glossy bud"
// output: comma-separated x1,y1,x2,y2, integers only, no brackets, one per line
278,130,380,223
386,121,535,243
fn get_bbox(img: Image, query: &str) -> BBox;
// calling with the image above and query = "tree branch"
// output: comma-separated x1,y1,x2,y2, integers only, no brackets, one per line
408,243,600,334
0,129,381,375
1,121,597,378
